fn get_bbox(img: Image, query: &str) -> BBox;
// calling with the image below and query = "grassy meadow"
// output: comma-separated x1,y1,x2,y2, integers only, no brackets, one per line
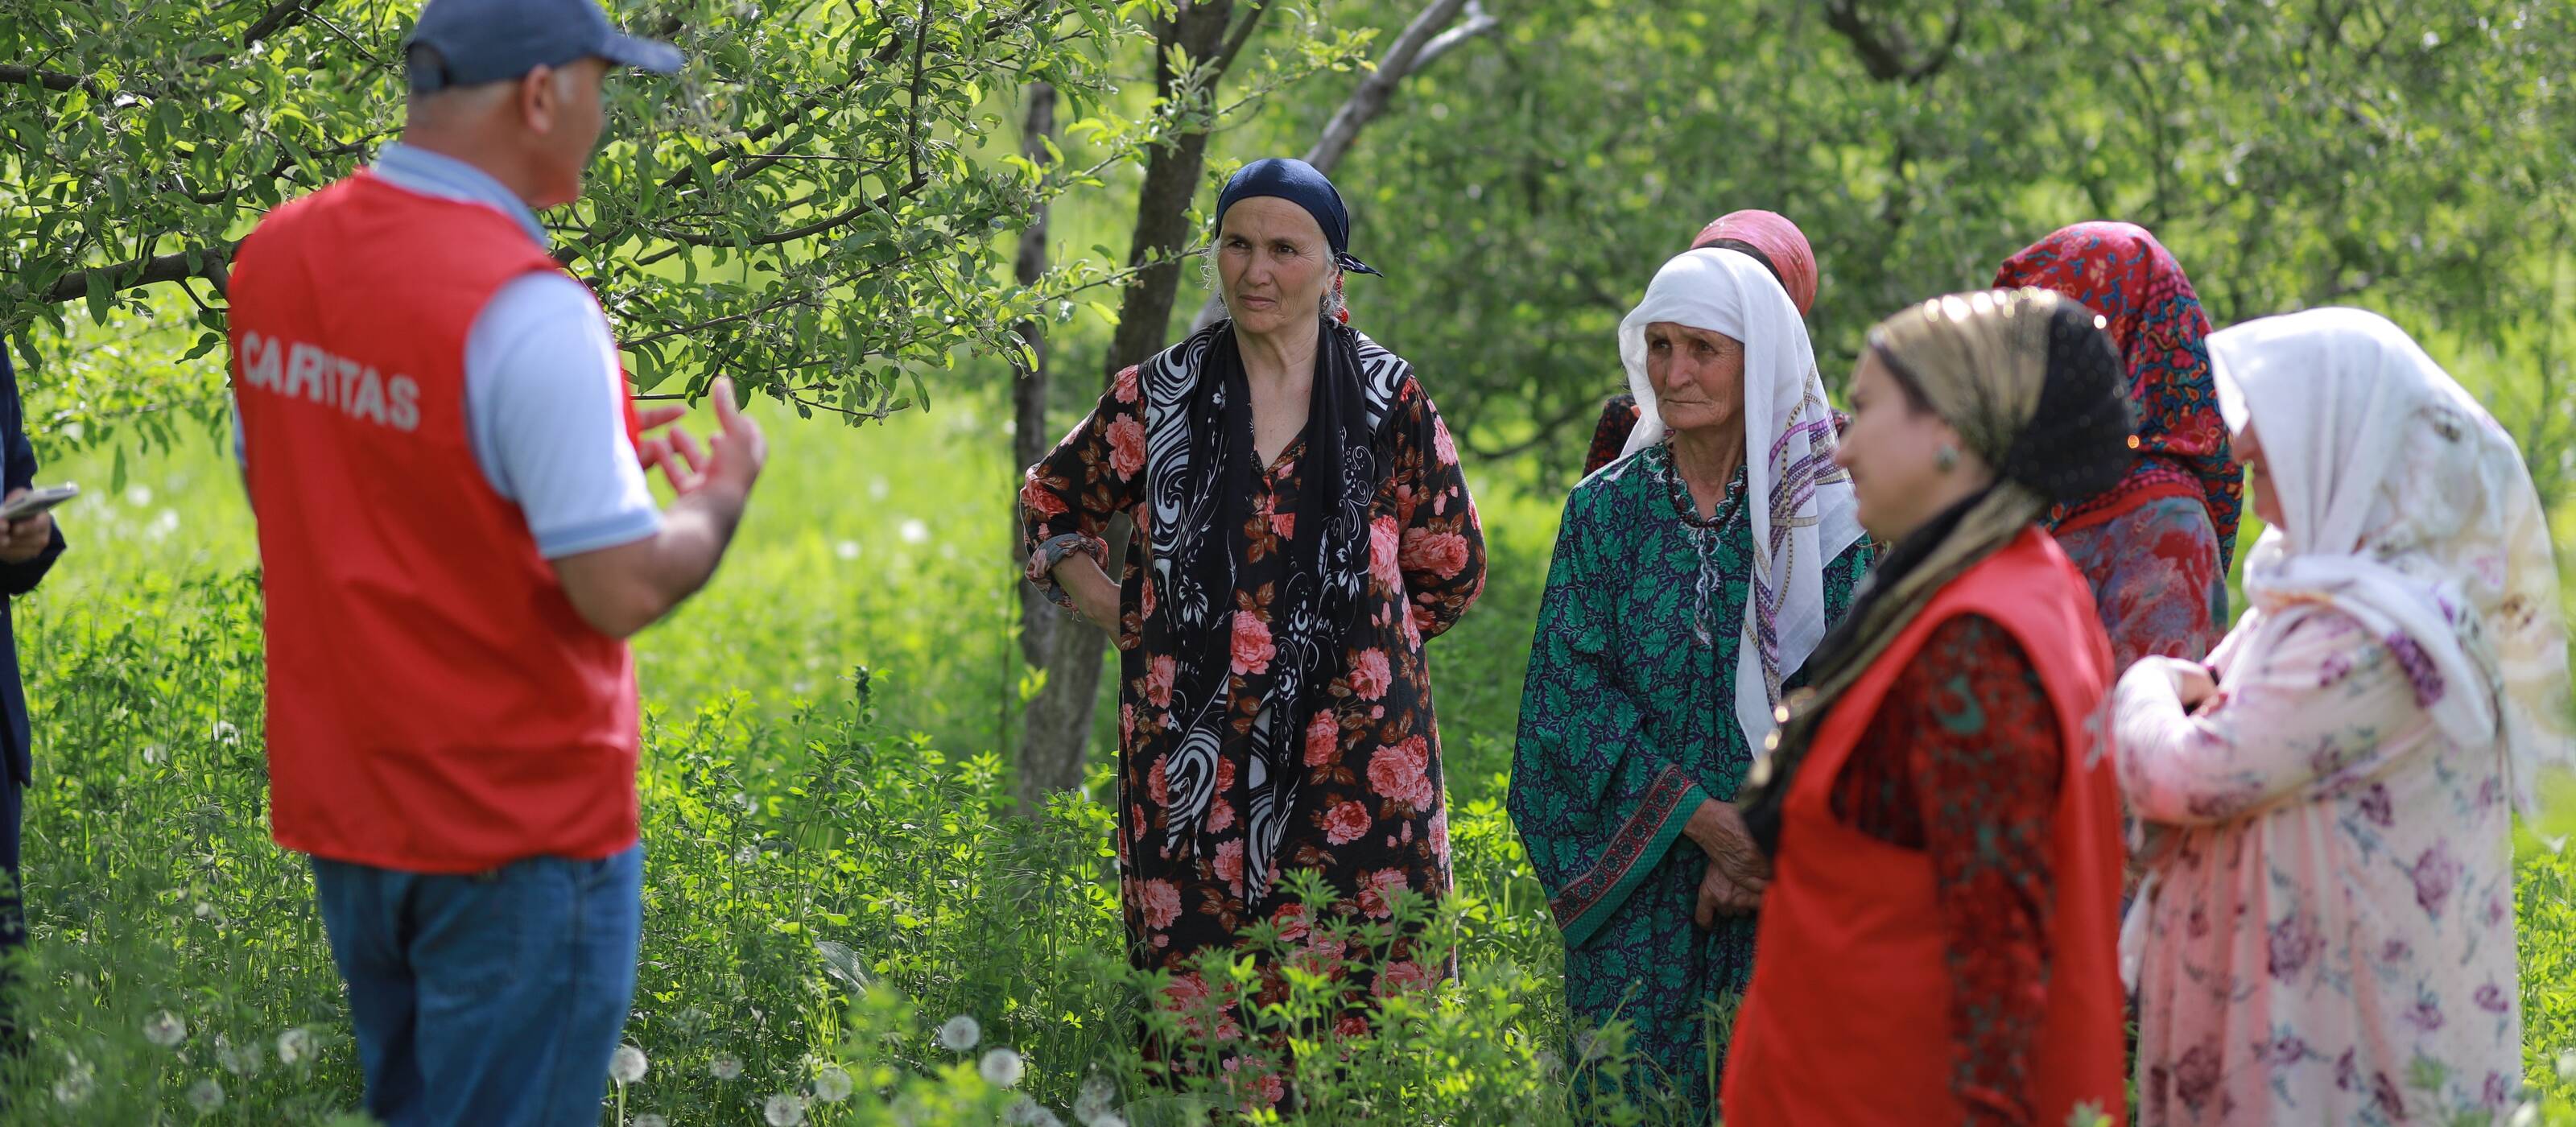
0,370,2571,1125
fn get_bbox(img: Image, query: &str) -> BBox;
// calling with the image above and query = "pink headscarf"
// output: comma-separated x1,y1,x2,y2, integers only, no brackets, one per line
1691,209,1818,317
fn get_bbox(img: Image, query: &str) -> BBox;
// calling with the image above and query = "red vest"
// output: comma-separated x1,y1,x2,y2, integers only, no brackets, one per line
1724,527,2127,1126
228,171,641,873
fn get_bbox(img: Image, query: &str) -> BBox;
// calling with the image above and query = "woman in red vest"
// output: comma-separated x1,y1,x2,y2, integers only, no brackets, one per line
1724,289,2134,1126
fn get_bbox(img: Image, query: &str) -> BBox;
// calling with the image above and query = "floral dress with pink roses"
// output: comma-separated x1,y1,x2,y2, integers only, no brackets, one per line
1019,359,1485,1067
2116,603,2524,1125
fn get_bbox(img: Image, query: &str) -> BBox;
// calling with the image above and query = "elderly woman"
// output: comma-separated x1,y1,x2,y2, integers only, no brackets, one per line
2114,308,2572,1125
1018,159,1485,1076
1994,222,2240,669
1511,247,1870,1115
1725,290,2132,1126
1583,210,1821,477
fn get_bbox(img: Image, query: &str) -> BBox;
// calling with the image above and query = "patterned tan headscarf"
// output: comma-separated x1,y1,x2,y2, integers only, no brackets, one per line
1743,288,2135,855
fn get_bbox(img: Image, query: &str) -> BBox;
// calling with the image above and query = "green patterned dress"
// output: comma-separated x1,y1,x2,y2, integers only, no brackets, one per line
1509,444,1868,1118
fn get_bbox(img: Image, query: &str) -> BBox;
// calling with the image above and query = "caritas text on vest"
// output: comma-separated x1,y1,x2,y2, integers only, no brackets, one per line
236,331,423,432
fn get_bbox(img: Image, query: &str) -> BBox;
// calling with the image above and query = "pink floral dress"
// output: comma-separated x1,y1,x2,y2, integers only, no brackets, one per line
1020,362,1485,1058
2115,604,2523,1125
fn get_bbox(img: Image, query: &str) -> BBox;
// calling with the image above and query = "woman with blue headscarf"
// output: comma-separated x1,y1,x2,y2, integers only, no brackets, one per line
1018,159,1486,1092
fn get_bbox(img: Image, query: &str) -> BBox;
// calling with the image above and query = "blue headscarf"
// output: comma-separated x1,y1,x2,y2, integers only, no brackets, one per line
1215,158,1381,276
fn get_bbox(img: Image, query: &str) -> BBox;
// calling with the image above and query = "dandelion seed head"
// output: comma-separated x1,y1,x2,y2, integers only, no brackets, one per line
185,1077,225,1114
210,720,240,746
733,844,760,865
899,518,928,544
143,1010,187,1048
276,1026,314,1066
835,539,861,561
711,1052,745,1080
215,1034,262,1077
980,1047,1026,1088
1005,1096,1063,1126
936,1014,980,1051
635,1116,671,1127
51,1057,93,1106
611,1044,648,1084
1075,1075,1117,1119
192,901,216,919
2509,1102,2540,1127
2557,1048,2576,1083
764,1092,808,1125
811,1064,854,1103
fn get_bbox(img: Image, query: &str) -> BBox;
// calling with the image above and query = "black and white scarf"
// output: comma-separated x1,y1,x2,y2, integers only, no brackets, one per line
1140,316,1410,898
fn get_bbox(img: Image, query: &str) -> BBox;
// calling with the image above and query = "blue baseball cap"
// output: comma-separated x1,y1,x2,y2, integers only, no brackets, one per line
405,0,684,93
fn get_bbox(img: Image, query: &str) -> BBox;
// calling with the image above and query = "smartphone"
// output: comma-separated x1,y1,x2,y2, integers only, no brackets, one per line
0,484,77,523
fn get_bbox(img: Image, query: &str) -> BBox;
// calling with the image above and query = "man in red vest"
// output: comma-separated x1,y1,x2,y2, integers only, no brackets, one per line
225,2,763,1121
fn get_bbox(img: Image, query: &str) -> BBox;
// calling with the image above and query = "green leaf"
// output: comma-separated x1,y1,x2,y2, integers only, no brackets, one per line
84,271,111,326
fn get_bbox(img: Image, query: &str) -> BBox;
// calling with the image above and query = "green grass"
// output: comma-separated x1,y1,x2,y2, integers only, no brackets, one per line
2,396,2572,1124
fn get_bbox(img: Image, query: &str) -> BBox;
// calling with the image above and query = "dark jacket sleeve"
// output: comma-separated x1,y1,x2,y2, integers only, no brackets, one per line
0,349,64,597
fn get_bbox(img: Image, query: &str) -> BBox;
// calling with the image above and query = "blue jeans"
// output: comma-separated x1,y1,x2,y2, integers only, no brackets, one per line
312,846,642,1127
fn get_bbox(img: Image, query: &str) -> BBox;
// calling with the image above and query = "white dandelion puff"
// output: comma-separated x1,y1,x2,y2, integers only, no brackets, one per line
1075,1075,1117,1122
710,1052,745,1080
50,1057,93,1106
2508,1102,2539,1127
143,1010,187,1048
980,1047,1026,1088
192,901,217,919
811,1064,854,1103
1005,1096,1063,1126
610,1044,647,1084
765,1092,809,1125
1575,1030,1606,1063
835,539,861,561
210,720,240,746
634,1116,670,1127
899,518,928,544
2557,1048,2576,1084
936,1014,980,1051
215,1034,262,1077
733,844,760,865
185,1077,225,1114
276,1026,314,1067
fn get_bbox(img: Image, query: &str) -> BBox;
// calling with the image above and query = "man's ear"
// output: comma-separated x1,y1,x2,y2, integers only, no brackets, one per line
517,64,560,135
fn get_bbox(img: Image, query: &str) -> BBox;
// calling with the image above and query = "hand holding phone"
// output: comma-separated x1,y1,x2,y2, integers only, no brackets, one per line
0,484,67,566
0,484,75,523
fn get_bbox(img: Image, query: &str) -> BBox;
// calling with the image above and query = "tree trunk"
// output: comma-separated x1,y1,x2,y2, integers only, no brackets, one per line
1010,80,1098,808
1016,2,1261,805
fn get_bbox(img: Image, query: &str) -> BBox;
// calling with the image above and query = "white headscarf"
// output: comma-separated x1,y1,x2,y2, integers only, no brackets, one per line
1615,247,1868,755
2210,307,2573,824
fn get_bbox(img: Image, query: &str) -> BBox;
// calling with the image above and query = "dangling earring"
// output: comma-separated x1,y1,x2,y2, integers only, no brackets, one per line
1935,444,1960,473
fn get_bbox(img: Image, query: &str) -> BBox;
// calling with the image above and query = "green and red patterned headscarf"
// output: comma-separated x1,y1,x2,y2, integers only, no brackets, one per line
1994,222,2243,572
